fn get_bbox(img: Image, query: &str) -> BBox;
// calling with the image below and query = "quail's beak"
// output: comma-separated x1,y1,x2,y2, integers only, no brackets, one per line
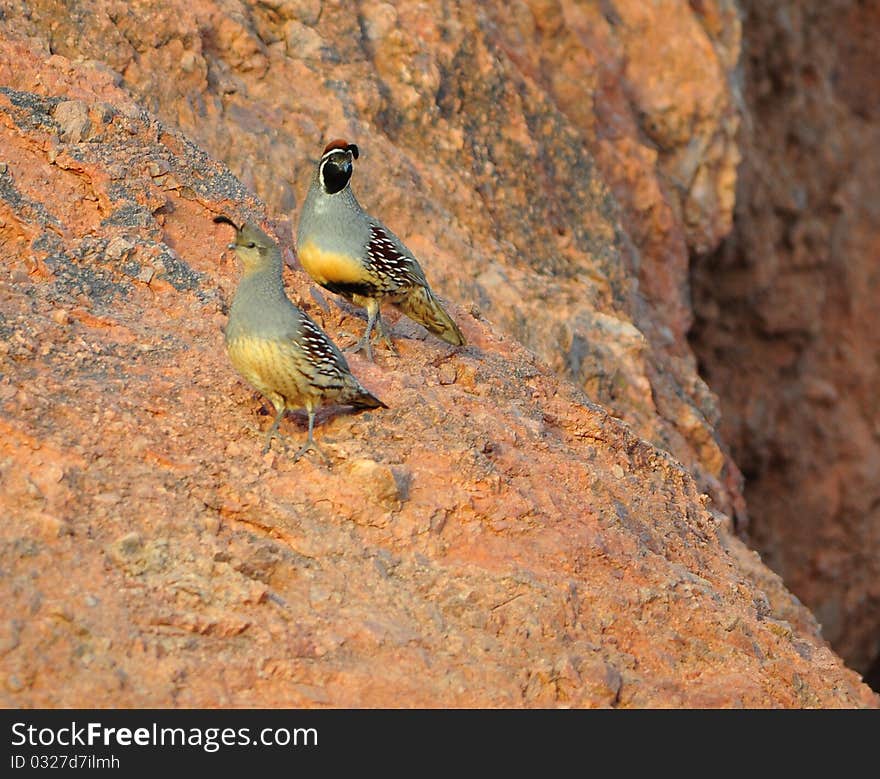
227,242,236,250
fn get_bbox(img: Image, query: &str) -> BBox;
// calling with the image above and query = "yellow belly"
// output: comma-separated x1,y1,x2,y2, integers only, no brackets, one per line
297,240,369,286
227,336,313,407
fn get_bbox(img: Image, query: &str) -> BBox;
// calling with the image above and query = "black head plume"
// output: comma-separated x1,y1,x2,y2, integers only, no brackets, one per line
213,214,241,231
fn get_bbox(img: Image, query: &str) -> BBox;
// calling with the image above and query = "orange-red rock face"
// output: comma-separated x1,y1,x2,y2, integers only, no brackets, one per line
1,1,746,519
0,2,875,706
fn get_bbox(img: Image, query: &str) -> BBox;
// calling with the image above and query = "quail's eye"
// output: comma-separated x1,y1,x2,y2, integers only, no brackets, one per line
247,242,257,249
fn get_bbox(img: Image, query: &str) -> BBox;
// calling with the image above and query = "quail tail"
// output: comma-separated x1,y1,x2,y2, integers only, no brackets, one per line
346,386,388,411
395,286,465,347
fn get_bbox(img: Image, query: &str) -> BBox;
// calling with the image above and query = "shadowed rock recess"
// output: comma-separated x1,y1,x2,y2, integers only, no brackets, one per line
691,0,880,683
0,2,875,706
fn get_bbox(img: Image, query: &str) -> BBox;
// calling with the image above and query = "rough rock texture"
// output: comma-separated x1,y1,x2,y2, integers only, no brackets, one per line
0,2,875,706
690,1,880,676
0,83,874,709
0,0,746,522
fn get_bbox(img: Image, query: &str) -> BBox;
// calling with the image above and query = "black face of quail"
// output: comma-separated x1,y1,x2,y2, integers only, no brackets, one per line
320,139,359,195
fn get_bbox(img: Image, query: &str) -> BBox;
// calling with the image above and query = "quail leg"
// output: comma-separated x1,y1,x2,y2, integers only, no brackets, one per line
373,313,398,355
293,407,331,464
346,301,379,361
346,301,396,359
262,407,289,454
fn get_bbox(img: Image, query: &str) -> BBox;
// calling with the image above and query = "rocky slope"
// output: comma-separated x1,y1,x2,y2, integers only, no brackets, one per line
2,0,746,520
0,2,875,705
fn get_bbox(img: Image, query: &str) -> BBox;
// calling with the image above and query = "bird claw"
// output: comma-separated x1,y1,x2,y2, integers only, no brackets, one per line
374,320,398,354
344,329,397,361
261,429,289,455
292,439,331,465
344,335,374,362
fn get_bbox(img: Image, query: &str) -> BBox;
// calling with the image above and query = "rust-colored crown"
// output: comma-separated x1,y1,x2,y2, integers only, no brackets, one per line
322,139,359,159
